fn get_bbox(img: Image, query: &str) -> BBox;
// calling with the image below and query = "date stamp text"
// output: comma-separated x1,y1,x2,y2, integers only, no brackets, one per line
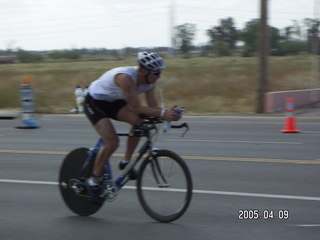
238,209,289,220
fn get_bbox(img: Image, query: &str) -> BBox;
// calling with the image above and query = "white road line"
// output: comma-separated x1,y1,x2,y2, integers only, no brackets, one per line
163,139,302,145
191,189,320,201
294,224,320,227
0,179,58,185
1,179,320,201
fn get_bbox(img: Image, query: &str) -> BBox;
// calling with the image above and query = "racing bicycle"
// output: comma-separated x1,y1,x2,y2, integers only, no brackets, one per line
59,116,193,223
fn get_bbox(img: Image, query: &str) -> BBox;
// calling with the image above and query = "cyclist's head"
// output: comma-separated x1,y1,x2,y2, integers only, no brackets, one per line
137,51,165,72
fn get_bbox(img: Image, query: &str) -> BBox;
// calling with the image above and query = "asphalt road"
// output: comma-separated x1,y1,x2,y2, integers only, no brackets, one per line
1,114,320,240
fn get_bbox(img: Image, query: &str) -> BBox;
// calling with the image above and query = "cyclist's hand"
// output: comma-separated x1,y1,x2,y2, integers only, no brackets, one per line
171,106,185,115
164,109,181,122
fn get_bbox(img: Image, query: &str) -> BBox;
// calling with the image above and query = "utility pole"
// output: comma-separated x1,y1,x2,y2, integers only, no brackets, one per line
311,0,319,104
168,0,176,57
256,0,269,113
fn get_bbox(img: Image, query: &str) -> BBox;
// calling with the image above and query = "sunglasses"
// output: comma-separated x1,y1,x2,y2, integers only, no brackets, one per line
150,71,161,76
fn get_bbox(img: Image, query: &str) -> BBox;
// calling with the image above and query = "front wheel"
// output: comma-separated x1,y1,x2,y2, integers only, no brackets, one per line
137,149,193,223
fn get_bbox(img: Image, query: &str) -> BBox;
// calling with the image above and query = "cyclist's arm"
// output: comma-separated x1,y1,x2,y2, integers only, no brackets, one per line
145,86,182,121
116,74,162,117
145,86,161,109
116,74,179,121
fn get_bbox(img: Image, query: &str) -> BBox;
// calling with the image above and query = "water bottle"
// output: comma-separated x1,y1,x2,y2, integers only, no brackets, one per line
74,85,84,113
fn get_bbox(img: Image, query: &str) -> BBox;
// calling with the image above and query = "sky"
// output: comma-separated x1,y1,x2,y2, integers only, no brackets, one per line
0,0,316,51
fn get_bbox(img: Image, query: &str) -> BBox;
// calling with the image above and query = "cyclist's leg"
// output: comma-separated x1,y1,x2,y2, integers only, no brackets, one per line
91,118,119,182
116,105,142,162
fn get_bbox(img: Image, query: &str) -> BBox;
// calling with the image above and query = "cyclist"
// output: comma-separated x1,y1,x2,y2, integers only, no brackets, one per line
84,51,181,203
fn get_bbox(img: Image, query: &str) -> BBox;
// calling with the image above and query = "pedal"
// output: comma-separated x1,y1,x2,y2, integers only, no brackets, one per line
69,179,85,194
102,185,118,202
60,182,68,189
72,185,84,194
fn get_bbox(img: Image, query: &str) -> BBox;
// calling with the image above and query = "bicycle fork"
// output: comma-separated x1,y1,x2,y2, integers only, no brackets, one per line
149,149,170,188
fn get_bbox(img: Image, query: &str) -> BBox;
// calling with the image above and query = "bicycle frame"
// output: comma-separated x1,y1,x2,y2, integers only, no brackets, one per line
80,118,188,192
81,129,155,191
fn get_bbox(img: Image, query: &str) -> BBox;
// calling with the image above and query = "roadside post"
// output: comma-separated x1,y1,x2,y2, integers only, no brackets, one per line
16,76,40,129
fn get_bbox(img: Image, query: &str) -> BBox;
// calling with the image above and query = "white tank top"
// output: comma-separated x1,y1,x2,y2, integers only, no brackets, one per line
88,66,154,102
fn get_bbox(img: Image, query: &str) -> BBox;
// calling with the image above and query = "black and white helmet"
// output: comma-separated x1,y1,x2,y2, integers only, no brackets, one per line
137,51,165,72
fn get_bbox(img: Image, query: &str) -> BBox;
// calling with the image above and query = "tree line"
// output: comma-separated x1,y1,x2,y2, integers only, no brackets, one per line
1,17,320,63
176,17,320,57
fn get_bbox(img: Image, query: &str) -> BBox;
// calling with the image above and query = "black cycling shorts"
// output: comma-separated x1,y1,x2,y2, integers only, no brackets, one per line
84,93,127,125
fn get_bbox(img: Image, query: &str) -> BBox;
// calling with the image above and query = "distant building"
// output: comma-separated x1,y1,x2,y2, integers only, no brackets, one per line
0,55,16,64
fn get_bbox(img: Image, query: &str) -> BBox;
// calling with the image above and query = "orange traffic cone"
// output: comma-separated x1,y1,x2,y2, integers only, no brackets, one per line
281,98,300,133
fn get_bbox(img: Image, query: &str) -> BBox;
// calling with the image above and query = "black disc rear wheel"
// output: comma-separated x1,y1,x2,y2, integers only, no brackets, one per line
59,148,103,216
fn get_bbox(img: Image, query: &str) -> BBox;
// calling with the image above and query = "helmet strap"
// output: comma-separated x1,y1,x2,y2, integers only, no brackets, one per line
145,72,151,85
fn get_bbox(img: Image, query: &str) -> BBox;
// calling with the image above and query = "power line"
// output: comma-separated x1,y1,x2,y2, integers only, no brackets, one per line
0,0,317,50
178,4,312,14
1,8,168,26
0,19,166,39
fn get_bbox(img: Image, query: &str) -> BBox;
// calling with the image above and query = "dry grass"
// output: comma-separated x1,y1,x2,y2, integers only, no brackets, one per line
0,56,316,114
159,57,258,114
